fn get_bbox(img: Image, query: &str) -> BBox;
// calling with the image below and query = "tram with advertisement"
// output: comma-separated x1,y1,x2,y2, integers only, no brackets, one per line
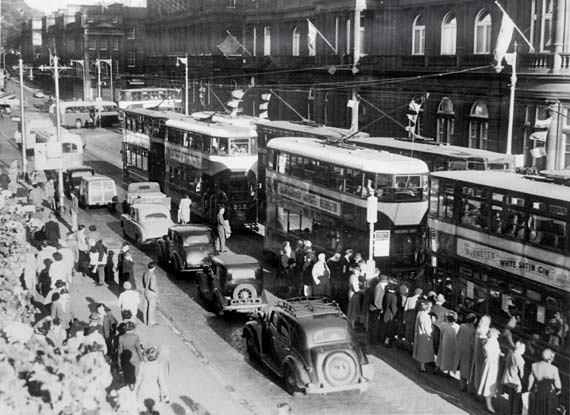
163,117,258,229
255,119,369,223
265,136,430,276
351,136,517,171
118,88,183,111
427,170,570,399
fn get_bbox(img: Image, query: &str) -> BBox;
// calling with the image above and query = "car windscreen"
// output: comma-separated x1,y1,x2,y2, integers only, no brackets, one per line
183,232,211,246
228,268,257,280
313,328,348,344
143,212,168,222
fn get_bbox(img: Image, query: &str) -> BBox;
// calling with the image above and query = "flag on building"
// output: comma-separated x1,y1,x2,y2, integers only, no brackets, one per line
217,32,246,56
405,97,423,134
259,92,272,119
493,4,515,69
530,116,552,142
307,19,337,54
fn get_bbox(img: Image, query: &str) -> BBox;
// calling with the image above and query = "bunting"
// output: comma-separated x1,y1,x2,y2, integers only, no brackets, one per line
405,97,424,134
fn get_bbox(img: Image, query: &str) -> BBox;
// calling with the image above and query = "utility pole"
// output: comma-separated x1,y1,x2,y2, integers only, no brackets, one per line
19,59,27,178
176,54,188,115
350,0,364,133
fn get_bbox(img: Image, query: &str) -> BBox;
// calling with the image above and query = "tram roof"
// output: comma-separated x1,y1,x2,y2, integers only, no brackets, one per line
165,118,254,138
267,136,429,175
430,170,570,201
122,107,187,119
352,136,516,162
255,119,369,140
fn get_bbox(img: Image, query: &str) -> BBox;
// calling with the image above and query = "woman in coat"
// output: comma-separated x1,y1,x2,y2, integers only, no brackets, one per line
436,311,460,374
469,314,491,393
527,348,562,415
413,301,434,372
135,347,168,412
477,328,501,413
117,321,144,390
455,313,477,392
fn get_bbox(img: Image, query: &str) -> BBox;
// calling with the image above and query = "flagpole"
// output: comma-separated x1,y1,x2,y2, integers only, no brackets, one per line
494,1,535,52
506,41,517,155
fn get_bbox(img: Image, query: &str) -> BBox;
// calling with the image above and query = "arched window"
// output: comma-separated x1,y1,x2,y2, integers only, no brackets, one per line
441,12,457,55
474,9,492,54
346,18,352,55
437,97,455,144
412,15,425,55
469,101,489,149
292,26,300,56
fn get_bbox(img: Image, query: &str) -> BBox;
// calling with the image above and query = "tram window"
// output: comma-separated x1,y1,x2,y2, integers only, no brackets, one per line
289,155,302,178
434,158,448,171
230,138,249,155
454,278,487,315
302,158,316,177
492,192,504,202
549,205,567,217
277,153,289,174
267,150,275,170
378,174,391,199
331,165,344,191
363,172,375,197
440,189,454,220
190,134,203,152
218,138,228,155
460,199,481,227
531,200,545,211
528,214,567,250
504,210,526,239
345,169,363,195
313,162,329,187
491,206,504,234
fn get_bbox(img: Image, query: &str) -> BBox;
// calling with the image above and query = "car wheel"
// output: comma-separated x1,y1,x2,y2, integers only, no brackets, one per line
322,352,357,387
232,283,257,301
284,365,298,395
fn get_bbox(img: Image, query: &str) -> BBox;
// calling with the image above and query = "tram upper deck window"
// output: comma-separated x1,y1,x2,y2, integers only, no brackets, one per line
438,185,454,220
394,175,423,201
466,160,486,170
189,134,204,152
229,138,250,155
528,215,567,250
289,155,302,178
211,137,228,155
345,169,363,195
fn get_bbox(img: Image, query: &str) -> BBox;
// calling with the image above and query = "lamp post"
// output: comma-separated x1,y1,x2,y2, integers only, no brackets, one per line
39,55,72,216
366,189,378,279
18,58,28,178
176,54,188,115
95,58,113,100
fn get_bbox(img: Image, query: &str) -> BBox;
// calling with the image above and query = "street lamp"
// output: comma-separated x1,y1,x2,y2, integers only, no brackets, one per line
176,54,188,115
18,58,30,178
366,189,378,279
95,58,113,101
39,55,72,216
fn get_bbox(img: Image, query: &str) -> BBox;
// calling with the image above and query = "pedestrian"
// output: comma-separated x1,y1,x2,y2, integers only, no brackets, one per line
97,303,118,360
346,265,366,330
0,171,9,191
177,195,192,224
46,317,67,348
49,252,68,288
117,321,144,391
44,178,55,210
477,328,502,413
57,240,75,285
380,282,398,347
118,281,141,322
396,284,409,344
135,347,169,412
430,294,448,328
44,213,61,247
436,310,459,375
117,243,129,288
301,250,315,297
28,184,44,207
413,300,434,372
23,243,37,293
502,341,526,415
403,288,422,349
84,322,108,355
215,206,228,252
312,253,332,297
430,313,441,361
75,225,89,273
469,314,491,394
69,192,79,232
527,348,562,415
90,239,108,286
327,252,342,301
142,262,159,326
455,313,477,392
50,292,73,334
367,269,382,343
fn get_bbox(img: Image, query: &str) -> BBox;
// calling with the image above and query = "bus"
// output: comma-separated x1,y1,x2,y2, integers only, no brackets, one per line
118,88,182,111
351,136,517,171
265,136,430,276
255,119,369,223
33,126,85,170
49,100,119,128
122,107,184,186
427,170,570,398
163,117,258,229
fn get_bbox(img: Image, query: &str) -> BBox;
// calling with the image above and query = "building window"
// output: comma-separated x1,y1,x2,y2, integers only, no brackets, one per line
264,26,271,56
474,9,492,54
252,26,257,57
436,97,455,144
88,38,96,50
346,18,351,55
441,12,457,55
127,52,136,67
112,38,119,50
359,15,366,55
563,107,570,168
469,101,489,150
541,0,553,51
127,27,135,40
292,26,300,56
412,15,425,55
228,0,236,8
100,38,108,50
334,17,339,54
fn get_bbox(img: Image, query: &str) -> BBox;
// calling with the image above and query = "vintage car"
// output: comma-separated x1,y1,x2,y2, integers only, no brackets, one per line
120,203,174,244
197,253,263,315
63,166,95,197
242,297,373,395
157,224,215,273
78,175,118,210
124,181,171,212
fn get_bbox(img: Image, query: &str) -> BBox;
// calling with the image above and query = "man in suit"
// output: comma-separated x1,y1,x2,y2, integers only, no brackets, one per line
44,213,61,247
216,206,227,252
117,321,143,390
380,282,399,347
142,262,158,326
97,303,118,360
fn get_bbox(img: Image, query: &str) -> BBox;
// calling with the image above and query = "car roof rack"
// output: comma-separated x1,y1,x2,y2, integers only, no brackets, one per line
277,297,341,318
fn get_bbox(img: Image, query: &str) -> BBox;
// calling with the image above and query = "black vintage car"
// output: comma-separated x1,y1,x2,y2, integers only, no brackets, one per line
157,224,215,273
197,253,263,316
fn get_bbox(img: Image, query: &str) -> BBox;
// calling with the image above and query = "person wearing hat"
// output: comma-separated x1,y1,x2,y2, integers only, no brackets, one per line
83,324,107,355
49,252,68,289
117,321,144,390
43,212,61,247
57,239,75,285
142,262,159,326
97,303,118,359
430,293,448,328
118,281,140,322
135,347,169,411
404,288,423,348
116,243,133,291
50,292,73,334
436,310,460,375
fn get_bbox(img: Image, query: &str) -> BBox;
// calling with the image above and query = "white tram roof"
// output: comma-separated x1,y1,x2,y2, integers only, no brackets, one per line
431,170,570,201
122,107,187,119
165,118,254,138
268,136,429,175
255,119,369,140
352,136,516,162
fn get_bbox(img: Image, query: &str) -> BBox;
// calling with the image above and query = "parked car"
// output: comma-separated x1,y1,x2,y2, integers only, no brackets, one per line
64,166,95,197
124,181,170,212
157,224,215,273
197,253,263,315
242,297,373,395
33,90,45,98
120,203,174,245
78,175,118,210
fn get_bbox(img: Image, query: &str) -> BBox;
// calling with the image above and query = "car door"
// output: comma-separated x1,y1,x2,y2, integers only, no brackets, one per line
272,316,291,365
124,207,137,239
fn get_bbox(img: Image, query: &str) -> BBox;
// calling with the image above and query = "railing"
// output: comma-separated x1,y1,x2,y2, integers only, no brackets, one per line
561,54,570,70
521,53,554,69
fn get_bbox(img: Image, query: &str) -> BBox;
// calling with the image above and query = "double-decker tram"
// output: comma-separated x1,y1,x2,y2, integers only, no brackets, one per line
428,170,570,398
163,118,258,229
265,136,430,276
255,119,369,223
118,87,182,111
352,136,517,171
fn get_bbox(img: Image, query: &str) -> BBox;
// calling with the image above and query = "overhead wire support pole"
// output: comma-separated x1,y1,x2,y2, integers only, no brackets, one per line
19,58,27,178
176,54,188,115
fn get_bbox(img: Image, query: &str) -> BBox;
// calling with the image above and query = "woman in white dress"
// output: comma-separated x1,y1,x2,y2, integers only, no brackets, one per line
477,328,501,413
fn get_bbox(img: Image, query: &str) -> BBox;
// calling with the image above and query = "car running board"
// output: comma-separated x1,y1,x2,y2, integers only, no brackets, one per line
260,356,283,377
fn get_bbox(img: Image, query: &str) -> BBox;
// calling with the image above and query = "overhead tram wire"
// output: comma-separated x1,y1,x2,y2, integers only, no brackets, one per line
342,101,411,142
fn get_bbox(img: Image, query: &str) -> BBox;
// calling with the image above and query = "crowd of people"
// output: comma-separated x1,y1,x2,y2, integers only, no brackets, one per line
18,174,170,414
276,239,564,415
